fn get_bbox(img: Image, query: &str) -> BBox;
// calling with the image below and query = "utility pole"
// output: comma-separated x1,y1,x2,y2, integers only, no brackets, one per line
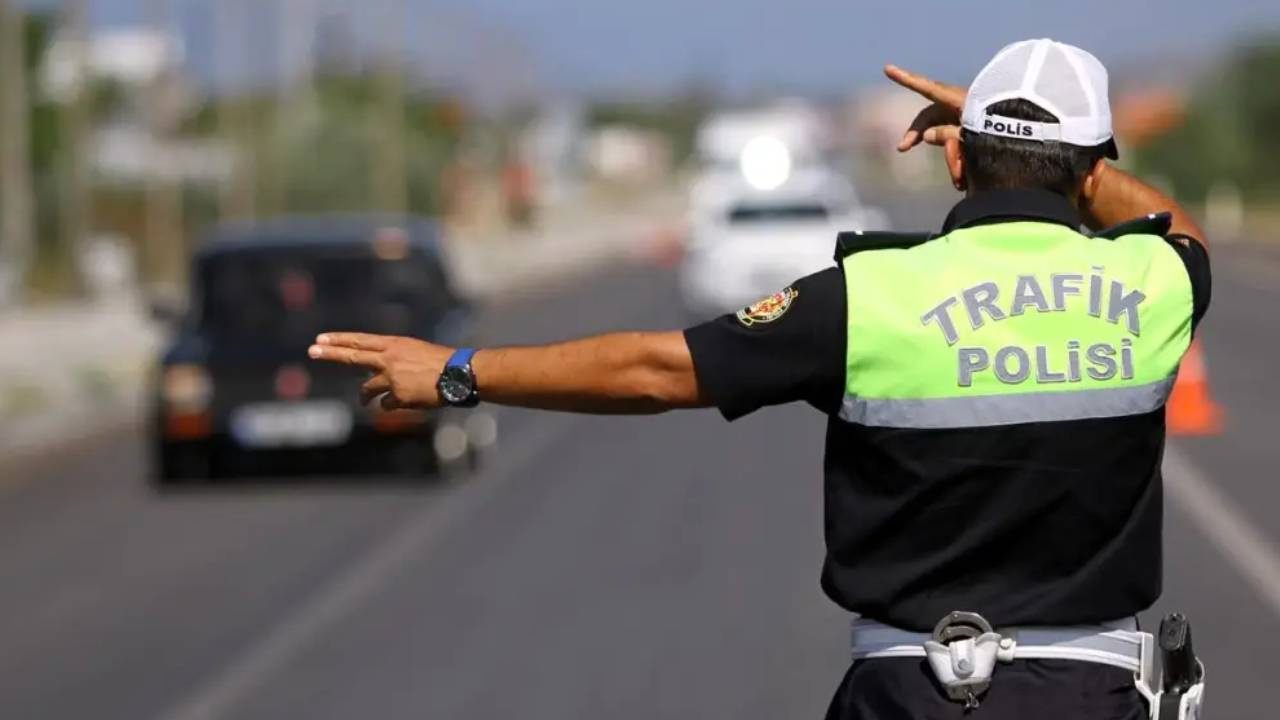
144,0,185,287
59,0,91,294
0,0,35,299
215,0,255,221
371,0,407,214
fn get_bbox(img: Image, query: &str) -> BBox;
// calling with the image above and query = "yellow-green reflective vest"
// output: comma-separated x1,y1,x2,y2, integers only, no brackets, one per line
839,221,1193,429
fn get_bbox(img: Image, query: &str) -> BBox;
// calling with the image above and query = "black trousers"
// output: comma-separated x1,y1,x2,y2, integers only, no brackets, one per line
824,658,1148,720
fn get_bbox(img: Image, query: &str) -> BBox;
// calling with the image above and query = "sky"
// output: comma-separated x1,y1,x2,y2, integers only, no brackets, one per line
444,0,1280,95
36,0,1280,98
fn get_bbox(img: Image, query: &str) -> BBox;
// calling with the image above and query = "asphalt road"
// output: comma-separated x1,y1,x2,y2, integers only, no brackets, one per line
2,192,1278,719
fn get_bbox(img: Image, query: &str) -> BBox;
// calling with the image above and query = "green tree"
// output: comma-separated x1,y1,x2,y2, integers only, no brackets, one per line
184,72,463,220
1137,37,1280,201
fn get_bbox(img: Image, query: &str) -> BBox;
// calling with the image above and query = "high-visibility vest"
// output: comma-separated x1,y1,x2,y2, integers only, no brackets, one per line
838,221,1192,430
821,214,1197,631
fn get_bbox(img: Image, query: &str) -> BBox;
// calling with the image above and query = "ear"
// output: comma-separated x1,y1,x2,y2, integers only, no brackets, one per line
1080,157,1107,206
944,137,966,192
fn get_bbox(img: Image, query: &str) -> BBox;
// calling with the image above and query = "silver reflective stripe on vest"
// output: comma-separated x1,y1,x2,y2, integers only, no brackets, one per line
839,375,1177,429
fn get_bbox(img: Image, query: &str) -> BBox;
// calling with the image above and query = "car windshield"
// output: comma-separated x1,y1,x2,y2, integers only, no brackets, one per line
197,243,440,343
727,204,829,224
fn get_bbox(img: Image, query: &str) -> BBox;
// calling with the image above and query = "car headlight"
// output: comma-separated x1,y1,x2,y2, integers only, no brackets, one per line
740,136,791,191
163,364,213,413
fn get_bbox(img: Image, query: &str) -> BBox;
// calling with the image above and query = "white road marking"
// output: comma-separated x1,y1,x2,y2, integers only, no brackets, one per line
156,412,581,720
1164,443,1280,618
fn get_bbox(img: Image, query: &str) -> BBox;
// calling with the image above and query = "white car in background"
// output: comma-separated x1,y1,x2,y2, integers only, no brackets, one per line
679,163,889,319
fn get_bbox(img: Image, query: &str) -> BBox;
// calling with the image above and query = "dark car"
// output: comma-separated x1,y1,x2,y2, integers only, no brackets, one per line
151,216,495,484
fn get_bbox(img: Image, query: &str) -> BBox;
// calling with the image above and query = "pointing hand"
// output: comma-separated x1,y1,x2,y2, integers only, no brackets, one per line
884,64,966,151
308,332,452,410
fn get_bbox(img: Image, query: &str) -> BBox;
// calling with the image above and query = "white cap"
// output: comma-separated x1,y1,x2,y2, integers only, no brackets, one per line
961,38,1118,159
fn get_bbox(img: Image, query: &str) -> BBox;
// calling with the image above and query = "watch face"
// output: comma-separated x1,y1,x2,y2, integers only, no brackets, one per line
439,366,474,403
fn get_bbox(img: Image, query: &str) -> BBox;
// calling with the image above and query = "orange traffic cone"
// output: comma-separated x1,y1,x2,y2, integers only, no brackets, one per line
1167,339,1224,436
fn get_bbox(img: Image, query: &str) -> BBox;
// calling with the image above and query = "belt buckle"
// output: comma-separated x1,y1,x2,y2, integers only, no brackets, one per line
927,611,1001,710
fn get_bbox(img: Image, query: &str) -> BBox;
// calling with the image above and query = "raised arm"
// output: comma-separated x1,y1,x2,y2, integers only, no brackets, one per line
308,331,709,414
1080,164,1207,247
883,63,1208,248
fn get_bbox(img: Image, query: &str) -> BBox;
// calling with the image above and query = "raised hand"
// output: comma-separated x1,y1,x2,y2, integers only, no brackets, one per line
884,64,966,151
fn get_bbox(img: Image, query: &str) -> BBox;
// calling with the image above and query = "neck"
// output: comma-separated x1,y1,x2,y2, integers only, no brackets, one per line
967,186,1081,209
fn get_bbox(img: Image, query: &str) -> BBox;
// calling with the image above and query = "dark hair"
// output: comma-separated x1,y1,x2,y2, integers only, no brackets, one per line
960,98,1107,196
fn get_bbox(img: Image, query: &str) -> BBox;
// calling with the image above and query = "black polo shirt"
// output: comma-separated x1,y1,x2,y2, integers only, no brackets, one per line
685,189,1211,630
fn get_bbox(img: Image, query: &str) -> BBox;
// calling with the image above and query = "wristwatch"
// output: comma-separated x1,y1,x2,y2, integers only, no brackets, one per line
436,348,480,407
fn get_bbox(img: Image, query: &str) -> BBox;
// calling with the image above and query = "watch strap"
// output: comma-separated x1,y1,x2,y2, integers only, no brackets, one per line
438,347,480,407
446,347,477,369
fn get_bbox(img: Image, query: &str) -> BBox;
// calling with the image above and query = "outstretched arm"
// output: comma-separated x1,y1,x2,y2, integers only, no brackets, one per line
308,331,709,414
310,269,846,418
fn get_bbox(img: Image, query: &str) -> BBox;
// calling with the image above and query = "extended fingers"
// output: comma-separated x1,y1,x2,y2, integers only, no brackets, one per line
923,126,962,146
897,102,960,152
884,65,945,101
308,344,386,370
899,125,961,152
315,332,390,351
897,128,923,152
884,64,966,108
898,109,933,151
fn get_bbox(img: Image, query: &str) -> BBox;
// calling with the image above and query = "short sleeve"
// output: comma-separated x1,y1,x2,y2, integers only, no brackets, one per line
1164,234,1211,332
683,268,847,421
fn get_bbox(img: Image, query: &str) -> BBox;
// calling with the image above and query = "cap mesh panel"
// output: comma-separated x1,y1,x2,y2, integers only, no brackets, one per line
971,43,1035,99
1034,45,1091,117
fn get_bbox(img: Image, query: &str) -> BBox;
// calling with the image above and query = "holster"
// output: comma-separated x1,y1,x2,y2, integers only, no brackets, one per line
1141,613,1206,720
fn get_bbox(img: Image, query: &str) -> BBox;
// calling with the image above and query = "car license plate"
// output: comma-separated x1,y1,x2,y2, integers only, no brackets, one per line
230,401,353,448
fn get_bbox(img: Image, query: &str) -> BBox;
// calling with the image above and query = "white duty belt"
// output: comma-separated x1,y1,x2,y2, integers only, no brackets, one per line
852,613,1147,672
850,611,1181,715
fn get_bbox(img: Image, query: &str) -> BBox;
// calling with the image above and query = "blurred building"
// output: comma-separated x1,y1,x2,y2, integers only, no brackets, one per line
43,27,183,100
842,86,937,189
521,102,588,205
586,125,671,185
43,26,232,186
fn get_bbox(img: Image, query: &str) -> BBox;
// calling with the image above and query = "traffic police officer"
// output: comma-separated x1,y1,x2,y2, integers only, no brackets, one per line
311,39,1210,720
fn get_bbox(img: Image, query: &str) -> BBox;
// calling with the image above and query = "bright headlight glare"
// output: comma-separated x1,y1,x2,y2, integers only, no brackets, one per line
739,136,792,191
163,364,213,412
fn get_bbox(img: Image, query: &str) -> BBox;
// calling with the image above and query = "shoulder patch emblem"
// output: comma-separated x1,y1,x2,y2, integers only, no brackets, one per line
736,287,798,326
